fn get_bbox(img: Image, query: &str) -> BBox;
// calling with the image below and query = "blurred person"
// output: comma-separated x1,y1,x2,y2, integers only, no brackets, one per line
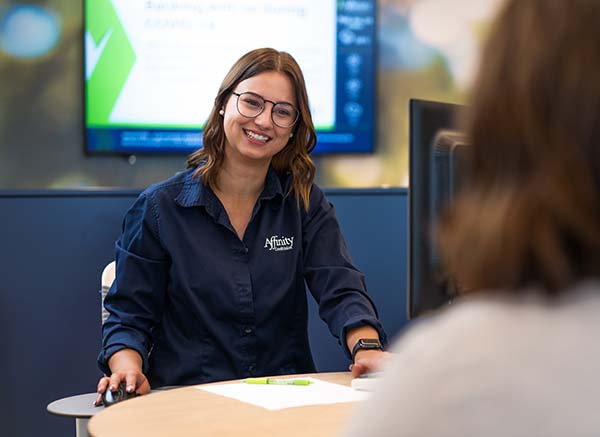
95,48,387,404
344,0,600,435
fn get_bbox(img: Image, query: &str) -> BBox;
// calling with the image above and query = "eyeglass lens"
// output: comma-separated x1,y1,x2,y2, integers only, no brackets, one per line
236,92,298,128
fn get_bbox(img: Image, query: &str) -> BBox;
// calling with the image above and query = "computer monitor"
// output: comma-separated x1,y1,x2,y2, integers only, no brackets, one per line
83,0,377,155
408,99,468,319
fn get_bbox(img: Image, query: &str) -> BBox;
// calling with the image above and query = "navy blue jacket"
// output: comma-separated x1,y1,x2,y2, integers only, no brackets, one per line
98,167,386,387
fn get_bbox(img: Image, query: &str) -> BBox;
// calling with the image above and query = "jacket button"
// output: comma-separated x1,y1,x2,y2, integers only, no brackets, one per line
244,327,253,334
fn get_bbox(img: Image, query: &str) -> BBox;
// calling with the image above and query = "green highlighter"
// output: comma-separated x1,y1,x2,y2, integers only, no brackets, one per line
243,377,313,386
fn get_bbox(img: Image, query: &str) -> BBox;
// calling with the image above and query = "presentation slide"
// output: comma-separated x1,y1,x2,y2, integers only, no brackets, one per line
85,0,375,154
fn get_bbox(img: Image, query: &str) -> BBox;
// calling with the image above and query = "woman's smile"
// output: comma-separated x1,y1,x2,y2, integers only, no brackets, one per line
243,128,271,144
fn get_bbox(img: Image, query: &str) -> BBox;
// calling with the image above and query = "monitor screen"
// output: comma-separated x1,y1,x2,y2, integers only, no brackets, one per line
84,0,376,155
408,98,468,319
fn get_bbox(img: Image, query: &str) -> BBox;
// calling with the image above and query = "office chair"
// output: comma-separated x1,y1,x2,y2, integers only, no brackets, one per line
100,261,115,324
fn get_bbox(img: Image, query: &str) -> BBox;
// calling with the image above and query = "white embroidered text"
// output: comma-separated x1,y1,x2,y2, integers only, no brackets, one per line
264,235,294,251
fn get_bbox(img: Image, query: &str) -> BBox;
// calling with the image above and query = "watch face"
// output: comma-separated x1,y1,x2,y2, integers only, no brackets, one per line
359,339,381,347
352,338,383,361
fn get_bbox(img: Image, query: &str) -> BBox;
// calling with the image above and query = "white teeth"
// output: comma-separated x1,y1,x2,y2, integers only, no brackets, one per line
244,129,269,142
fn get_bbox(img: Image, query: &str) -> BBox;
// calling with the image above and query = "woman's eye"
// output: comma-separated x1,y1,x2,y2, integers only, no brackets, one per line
275,104,295,117
243,98,262,108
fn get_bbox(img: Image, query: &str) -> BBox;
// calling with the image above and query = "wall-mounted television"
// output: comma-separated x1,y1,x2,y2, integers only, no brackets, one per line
408,99,468,319
84,0,376,155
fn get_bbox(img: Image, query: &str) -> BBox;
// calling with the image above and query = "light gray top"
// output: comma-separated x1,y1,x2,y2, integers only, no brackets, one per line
343,280,600,437
47,393,103,418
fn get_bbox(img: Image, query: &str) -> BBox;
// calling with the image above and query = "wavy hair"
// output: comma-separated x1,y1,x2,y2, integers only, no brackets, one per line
186,48,317,210
437,0,600,294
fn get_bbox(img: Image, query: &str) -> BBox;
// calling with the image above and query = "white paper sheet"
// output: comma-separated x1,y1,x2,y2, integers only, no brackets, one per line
196,377,370,410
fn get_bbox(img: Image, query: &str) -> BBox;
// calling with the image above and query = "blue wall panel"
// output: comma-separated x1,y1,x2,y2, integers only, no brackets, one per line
0,188,407,436
307,189,408,371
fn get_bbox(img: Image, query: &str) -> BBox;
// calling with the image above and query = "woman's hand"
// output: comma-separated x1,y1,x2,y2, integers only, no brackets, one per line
345,325,390,378
350,349,391,378
94,349,151,406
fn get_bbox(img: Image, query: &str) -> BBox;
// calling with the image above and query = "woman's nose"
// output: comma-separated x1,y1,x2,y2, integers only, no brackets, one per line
254,105,274,128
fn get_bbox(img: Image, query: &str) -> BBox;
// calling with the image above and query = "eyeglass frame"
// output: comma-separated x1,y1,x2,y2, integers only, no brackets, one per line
231,91,300,128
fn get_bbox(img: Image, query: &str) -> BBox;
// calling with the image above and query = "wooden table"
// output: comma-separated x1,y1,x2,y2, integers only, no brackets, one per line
88,372,356,437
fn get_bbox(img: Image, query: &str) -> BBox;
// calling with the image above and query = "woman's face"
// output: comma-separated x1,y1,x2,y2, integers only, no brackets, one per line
221,71,297,167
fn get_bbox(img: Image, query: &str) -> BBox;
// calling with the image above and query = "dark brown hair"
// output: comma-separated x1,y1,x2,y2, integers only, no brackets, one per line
186,48,317,210
437,0,600,294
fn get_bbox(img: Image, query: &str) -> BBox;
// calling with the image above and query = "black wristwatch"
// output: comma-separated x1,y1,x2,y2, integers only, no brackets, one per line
351,338,383,362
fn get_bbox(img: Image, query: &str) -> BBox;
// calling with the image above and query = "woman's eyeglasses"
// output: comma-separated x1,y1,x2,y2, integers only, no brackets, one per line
232,91,299,128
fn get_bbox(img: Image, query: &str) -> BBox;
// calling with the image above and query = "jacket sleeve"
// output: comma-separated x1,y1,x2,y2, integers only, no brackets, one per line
302,185,387,358
97,190,170,375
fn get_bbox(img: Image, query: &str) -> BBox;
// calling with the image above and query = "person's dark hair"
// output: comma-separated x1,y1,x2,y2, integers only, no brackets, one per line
186,48,317,210
437,0,600,294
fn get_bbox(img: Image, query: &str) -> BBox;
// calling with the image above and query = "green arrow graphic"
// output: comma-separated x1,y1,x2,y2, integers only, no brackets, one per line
86,0,136,126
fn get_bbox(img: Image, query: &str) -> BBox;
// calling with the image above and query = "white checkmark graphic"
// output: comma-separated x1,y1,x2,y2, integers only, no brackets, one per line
85,29,112,80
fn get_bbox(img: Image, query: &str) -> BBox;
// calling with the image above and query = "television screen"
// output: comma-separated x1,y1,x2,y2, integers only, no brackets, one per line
408,99,467,319
84,0,376,155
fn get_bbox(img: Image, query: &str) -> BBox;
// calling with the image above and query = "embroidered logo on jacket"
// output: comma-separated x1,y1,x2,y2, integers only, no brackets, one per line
264,235,294,251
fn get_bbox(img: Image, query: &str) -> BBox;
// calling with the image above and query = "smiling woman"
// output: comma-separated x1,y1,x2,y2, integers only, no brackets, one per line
95,48,388,406
219,71,297,173
188,48,317,210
